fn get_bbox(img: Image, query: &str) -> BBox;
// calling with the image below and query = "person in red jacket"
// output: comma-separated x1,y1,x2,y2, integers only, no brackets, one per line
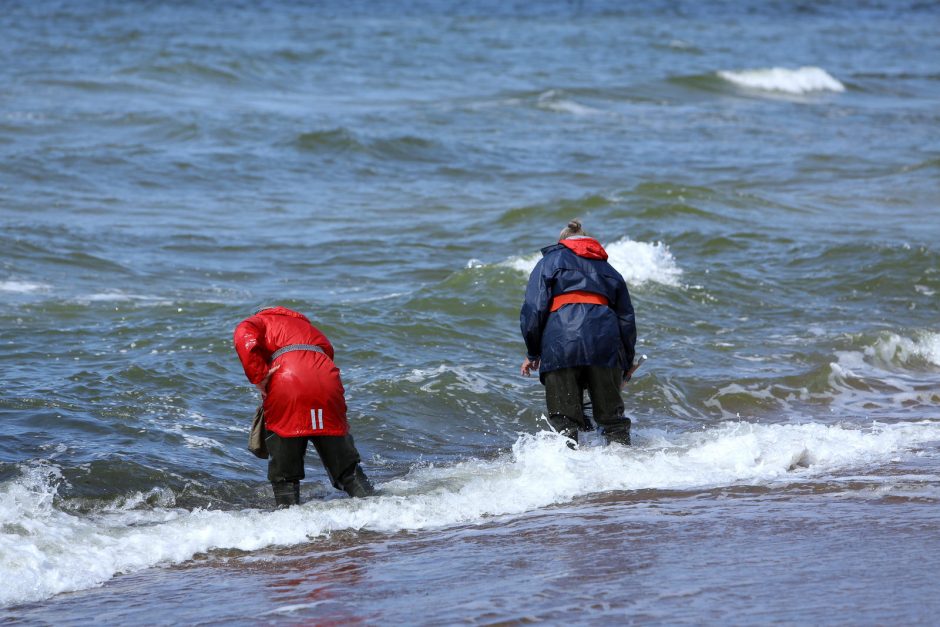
234,305,374,506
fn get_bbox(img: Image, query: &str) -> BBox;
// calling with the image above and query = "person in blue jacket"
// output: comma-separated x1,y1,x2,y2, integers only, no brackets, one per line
520,219,637,445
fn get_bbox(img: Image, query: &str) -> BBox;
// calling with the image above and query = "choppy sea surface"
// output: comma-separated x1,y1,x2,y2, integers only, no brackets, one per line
2,0,940,623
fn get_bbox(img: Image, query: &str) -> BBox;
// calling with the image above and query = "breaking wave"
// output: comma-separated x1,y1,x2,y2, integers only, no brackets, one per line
504,238,683,288
865,331,940,368
717,66,845,94
704,330,940,420
2,420,938,608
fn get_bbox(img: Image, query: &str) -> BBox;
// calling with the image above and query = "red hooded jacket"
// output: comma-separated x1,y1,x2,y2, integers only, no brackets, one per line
234,307,348,437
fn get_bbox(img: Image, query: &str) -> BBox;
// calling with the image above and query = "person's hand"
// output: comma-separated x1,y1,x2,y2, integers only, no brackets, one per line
255,364,281,399
520,357,540,377
621,355,646,388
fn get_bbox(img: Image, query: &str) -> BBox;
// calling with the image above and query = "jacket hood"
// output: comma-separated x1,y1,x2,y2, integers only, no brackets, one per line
255,306,310,323
558,236,608,260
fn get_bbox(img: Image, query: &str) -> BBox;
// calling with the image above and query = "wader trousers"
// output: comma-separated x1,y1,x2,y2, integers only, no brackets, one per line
543,366,631,445
266,431,362,488
265,431,373,504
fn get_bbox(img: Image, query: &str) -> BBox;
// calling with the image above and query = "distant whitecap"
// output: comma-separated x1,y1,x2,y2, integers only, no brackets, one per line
0,280,49,293
504,238,683,288
717,66,845,94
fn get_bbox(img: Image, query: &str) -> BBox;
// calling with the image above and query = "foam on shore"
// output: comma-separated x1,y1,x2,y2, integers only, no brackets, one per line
2,419,938,608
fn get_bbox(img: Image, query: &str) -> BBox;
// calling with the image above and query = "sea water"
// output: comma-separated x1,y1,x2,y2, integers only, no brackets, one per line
2,0,940,623
577,429,607,448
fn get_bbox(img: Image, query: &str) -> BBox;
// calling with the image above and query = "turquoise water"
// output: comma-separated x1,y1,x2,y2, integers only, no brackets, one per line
2,1,940,622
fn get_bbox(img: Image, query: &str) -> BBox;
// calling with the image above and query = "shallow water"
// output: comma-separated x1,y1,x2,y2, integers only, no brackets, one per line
2,0,940,622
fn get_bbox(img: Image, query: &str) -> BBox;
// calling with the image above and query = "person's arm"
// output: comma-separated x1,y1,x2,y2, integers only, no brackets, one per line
233,316,270,385
519,259,550,376
613,278,637,376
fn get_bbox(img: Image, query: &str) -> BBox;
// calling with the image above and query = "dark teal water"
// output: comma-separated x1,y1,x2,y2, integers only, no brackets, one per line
2,1,940,622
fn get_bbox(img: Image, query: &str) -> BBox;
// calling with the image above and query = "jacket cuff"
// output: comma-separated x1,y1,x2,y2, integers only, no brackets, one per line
248,367,269,385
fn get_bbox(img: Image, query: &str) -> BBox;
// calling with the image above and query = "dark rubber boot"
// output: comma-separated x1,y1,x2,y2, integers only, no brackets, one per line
339,465,375,498
272,481,300,508
601,417,632,446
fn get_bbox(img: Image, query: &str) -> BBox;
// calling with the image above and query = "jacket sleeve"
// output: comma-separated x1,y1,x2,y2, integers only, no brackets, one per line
233,316,270,385
613,278,637,369
520,259,551,359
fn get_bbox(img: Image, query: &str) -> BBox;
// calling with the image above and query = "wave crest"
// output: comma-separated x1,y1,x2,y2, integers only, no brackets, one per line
866,331,940,368
717,66,845,94
3,420,938,607
504,238,683,288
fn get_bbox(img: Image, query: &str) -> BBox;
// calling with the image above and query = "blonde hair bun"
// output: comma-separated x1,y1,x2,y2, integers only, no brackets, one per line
559,218,586,240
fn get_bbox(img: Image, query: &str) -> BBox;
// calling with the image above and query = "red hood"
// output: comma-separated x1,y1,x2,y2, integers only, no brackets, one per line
256,306,310,323
559,237,608,260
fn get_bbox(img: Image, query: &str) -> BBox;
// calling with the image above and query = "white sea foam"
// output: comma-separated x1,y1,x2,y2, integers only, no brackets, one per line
506,252,543,273
504,238,683,288
174,427,224,450
866,331,940,367
2,420,939,607
0,280,49,293
405,364,492,394
824,331,940,415
835,331,940,373
79,292,171,304
717,66,845,94
606,239,683,287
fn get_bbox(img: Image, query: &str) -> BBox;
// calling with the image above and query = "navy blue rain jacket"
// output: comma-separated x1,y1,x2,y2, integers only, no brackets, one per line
520,237,636,382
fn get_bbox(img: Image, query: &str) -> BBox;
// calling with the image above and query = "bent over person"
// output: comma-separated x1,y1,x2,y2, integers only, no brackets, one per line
234,305,374,506
520,219,637,445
